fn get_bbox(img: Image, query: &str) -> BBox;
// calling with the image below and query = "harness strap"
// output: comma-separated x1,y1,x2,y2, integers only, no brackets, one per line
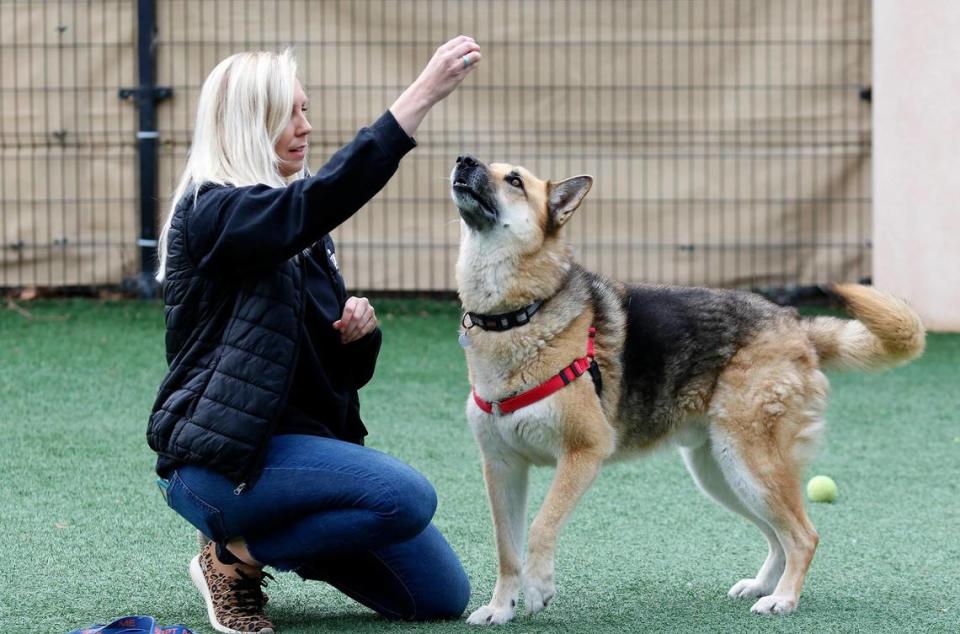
473,326,598,415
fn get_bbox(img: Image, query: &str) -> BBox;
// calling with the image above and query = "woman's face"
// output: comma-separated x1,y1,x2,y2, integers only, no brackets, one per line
276,80,312,177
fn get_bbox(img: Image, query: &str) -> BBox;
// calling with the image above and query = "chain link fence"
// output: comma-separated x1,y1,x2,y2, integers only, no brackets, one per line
1,0,872,295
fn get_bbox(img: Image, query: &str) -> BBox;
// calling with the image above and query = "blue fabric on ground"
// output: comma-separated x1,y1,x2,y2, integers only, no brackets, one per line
67,615,192,634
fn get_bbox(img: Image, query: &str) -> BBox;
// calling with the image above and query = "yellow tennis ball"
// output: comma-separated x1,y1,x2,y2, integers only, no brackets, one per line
807,475,838,503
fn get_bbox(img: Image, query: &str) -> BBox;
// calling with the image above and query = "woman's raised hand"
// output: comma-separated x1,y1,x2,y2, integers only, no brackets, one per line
390,35,482,137
415,35,482,104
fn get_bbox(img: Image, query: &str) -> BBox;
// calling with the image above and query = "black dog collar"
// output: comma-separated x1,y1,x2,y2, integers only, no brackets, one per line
463,300,544,332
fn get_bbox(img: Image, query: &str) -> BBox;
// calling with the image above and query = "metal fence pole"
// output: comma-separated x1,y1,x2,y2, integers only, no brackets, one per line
120,0,171,298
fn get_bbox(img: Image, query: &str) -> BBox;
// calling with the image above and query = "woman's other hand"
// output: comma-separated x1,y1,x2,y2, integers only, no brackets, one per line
333,296,378,344
390,35,482,137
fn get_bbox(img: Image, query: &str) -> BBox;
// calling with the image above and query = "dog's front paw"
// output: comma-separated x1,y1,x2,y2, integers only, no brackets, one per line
523,577,556,615
750,594,798,615
728,577,776,599
466,604,516,626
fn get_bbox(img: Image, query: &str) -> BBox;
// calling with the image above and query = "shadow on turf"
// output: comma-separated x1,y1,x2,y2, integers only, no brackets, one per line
259,581,870,632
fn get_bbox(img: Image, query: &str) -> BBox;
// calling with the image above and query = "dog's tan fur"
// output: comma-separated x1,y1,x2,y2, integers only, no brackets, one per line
451,158,925,624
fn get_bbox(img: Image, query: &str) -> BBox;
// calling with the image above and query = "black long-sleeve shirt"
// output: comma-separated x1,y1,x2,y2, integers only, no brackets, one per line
279,235,382,442
182,110,415,443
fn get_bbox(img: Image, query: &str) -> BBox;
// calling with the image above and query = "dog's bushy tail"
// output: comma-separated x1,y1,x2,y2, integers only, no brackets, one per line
803,284,926,371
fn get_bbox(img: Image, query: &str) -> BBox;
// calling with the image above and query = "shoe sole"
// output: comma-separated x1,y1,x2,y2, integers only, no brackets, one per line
189,554,275,634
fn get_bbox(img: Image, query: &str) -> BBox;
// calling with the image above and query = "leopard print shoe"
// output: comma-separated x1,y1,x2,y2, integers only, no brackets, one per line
195,536,270,605
190,541,275,634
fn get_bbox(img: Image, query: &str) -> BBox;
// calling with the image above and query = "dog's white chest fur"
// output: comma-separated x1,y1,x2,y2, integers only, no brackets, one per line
467,396,563,465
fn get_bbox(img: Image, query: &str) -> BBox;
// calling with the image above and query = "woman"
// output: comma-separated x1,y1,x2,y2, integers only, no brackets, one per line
148,37,481,634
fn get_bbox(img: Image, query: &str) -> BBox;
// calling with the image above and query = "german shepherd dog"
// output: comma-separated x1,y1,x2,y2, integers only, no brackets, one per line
450,155,925,624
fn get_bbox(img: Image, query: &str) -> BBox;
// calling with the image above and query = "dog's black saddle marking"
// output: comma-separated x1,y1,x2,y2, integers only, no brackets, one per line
463,300,543,332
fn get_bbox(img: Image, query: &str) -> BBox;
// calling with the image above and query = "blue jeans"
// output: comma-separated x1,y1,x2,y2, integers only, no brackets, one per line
161,434,470,621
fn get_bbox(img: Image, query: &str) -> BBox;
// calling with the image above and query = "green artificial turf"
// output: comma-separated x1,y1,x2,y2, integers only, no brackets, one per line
1,298,958,633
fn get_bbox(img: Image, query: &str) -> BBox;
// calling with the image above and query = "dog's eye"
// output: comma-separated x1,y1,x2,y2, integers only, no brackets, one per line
507,176,523,189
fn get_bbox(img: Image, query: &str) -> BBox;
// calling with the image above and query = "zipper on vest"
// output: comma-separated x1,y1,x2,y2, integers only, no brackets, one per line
233,483,246,495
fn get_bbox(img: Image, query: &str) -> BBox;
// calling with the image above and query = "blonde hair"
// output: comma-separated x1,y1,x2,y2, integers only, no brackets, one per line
156,49,302,282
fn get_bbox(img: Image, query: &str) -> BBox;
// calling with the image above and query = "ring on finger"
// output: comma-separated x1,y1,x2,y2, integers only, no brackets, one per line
462,54,471,68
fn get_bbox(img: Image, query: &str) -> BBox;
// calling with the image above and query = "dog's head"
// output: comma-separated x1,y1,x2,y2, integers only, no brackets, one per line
450,155,593,250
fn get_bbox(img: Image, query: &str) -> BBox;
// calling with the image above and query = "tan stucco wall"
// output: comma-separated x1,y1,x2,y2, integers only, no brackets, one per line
874,0,960,331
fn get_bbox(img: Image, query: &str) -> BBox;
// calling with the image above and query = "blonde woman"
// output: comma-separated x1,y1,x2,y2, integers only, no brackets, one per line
148,37,481,634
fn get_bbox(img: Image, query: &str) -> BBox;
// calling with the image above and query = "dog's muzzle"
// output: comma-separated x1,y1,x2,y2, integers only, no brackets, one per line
452,155,498,230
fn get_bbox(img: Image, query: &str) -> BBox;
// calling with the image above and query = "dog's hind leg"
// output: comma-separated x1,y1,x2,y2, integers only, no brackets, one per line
678,433,785,600
467,452,530,626
710,427,819,615
707,336,828,615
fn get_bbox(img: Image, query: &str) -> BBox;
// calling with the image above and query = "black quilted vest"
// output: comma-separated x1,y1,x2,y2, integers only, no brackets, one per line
147,187,305,486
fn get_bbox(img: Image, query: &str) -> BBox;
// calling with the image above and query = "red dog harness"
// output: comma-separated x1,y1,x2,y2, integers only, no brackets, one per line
472,327,597,415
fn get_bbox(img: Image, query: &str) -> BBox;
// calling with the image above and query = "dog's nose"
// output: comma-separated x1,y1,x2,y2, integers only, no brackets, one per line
457,155,478,168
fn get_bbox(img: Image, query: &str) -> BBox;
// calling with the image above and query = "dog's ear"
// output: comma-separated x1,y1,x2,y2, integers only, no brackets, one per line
547,175,593,230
